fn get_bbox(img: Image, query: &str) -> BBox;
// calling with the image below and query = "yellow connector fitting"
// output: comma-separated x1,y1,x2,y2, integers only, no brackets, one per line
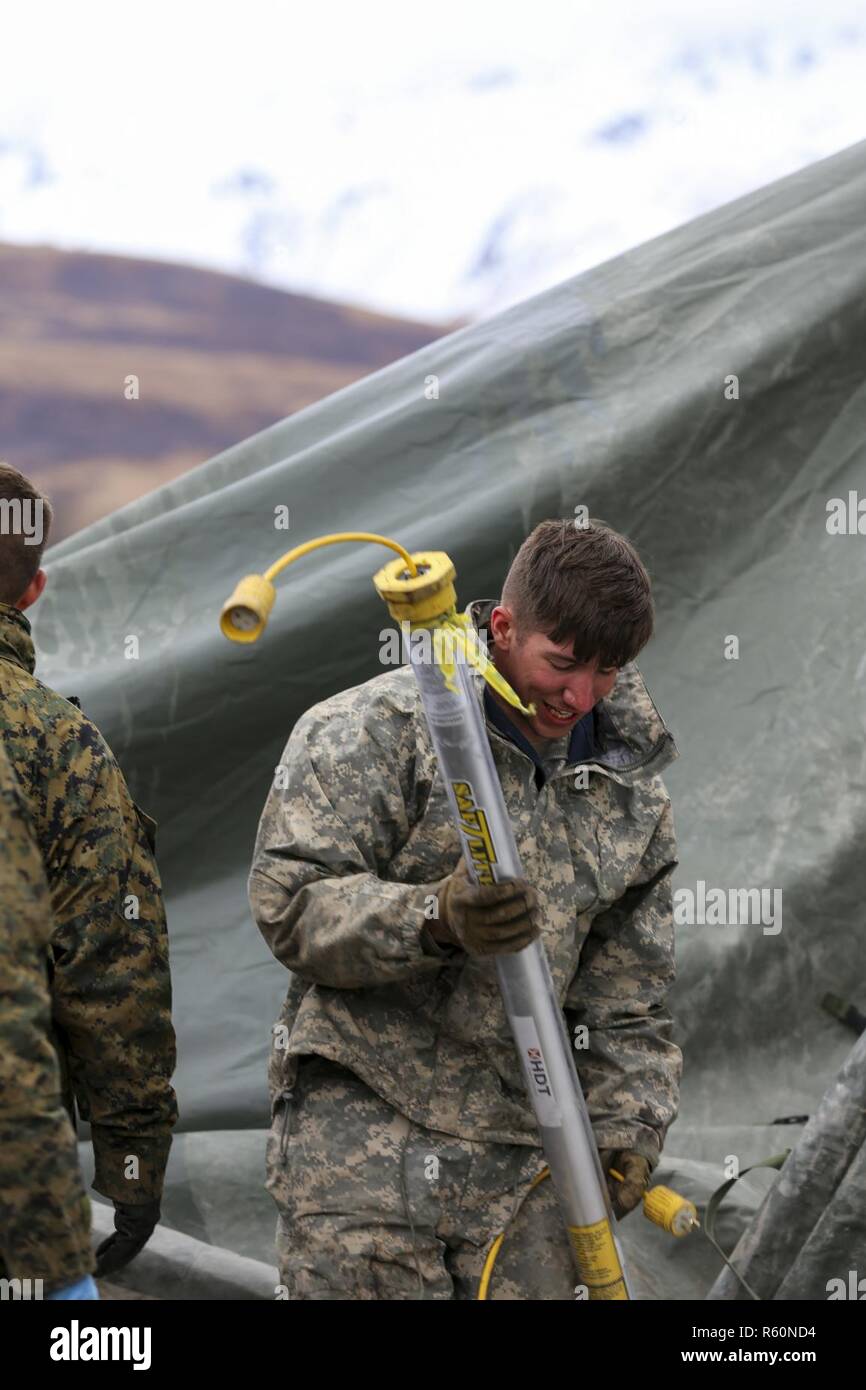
219,574,277,643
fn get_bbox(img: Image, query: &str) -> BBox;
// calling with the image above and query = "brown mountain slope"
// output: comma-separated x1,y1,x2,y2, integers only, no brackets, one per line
0,243,453,540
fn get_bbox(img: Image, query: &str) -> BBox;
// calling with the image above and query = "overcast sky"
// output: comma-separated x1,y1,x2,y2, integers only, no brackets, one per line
1,2,864,321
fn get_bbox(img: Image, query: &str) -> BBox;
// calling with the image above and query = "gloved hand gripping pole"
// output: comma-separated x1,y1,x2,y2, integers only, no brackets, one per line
221,534,633,1299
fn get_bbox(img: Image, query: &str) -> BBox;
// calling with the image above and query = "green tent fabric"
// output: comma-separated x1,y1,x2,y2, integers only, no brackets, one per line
707,1028,866,1301
42,138,866,1298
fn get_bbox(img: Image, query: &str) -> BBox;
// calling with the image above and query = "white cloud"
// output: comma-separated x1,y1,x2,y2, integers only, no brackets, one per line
1,1,864,321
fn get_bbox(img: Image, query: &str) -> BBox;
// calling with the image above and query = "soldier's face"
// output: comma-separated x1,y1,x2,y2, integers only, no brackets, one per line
488,605,619,740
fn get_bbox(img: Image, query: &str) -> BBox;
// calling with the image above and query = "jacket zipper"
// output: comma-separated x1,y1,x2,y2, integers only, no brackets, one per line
277,1087,295,1160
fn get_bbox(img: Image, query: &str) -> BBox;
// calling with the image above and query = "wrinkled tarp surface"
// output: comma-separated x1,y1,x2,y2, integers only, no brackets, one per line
707,1027,866,1301
41,138,866,1298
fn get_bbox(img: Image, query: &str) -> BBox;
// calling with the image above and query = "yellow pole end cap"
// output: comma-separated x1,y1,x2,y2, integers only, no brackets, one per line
220,574,277,643
372,551,457,622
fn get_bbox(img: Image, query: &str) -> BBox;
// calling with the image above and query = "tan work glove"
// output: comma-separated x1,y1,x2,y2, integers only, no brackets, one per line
597,1148,651,1220
435,856,542,957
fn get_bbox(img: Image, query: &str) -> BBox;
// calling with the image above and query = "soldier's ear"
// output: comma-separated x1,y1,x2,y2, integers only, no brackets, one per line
17,568,47,611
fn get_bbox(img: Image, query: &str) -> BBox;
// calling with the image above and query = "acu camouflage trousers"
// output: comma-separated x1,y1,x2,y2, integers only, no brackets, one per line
266,1053,579,1300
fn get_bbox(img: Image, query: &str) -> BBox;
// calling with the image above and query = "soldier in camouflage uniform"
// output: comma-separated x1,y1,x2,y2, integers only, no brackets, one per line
250,519,682,1299
0,741,96,1296
0,464,177,1279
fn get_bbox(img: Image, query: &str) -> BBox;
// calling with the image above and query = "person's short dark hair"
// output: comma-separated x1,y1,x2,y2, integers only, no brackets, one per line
500,517,654,669
0,464,53,605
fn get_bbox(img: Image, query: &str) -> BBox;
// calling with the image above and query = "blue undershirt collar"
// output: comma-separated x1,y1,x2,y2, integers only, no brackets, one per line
482,684,595,782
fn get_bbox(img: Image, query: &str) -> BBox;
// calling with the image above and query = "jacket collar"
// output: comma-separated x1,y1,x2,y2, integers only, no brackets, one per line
0,603,36,675
465,597,678,781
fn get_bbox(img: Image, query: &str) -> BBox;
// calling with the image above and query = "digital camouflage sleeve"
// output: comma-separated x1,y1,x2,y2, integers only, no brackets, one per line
563,797,682,1167
0,742,93,1290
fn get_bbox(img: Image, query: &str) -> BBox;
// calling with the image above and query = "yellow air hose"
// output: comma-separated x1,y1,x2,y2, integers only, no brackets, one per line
220,532,418,643
220,531,537,714
476,1166,700,1299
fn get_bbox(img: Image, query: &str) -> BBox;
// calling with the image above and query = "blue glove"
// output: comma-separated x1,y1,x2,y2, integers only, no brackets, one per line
46,1274,100,1300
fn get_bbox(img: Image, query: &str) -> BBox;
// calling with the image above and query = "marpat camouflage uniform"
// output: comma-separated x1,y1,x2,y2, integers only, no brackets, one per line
0,603,178,1212
250,598,682,1298
0,742,93,1291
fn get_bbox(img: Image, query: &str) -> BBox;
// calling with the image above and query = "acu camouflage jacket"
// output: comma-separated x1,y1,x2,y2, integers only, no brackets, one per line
0,603,177,1208
250,599,682,1168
